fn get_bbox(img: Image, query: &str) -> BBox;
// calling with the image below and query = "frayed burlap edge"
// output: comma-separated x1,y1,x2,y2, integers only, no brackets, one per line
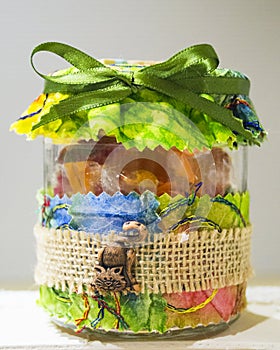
34,224,253,294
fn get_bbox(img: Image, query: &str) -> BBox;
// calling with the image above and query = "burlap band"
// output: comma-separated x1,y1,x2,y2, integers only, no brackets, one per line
34,225,252,294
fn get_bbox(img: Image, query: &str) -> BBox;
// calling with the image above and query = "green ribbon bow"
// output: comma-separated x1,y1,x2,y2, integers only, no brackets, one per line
30,41,255,143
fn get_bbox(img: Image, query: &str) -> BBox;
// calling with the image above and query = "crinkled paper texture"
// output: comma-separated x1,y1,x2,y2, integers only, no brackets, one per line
39,285,167,333
69,191,160,234
40,190,250,236
10,69,265,152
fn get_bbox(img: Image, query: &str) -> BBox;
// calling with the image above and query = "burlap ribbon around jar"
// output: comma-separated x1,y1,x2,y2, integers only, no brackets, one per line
34,224,252,295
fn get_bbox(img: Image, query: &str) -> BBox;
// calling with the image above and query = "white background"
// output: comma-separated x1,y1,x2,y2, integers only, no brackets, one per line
0,0,279,288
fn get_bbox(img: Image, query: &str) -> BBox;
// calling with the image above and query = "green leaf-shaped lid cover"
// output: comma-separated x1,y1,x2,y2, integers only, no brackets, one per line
10,42,266,152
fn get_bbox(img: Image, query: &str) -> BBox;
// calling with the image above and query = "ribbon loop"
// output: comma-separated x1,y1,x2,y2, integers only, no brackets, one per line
31,41,105,73
140,44,219,79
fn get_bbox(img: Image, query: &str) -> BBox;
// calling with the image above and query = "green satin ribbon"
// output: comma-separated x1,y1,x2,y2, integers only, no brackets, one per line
30,42,255,143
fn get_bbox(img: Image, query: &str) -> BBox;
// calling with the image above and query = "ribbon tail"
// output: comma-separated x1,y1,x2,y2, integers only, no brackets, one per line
31,84,132,131
170,76,250,95
137,74,258,144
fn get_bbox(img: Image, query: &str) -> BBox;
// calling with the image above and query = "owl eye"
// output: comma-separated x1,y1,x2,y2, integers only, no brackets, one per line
111,266,123,275
94,265,105,274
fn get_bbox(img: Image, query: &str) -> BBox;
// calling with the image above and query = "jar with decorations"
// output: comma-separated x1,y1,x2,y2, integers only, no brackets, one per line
10,42,266,339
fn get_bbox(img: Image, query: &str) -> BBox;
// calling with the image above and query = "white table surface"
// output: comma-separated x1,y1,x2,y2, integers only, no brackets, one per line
0,286,280,350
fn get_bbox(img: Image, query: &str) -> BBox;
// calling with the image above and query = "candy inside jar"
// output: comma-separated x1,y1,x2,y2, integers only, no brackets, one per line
47,136,242,199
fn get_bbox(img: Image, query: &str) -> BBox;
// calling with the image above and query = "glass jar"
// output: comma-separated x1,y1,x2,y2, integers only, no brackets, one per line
35,134,251,339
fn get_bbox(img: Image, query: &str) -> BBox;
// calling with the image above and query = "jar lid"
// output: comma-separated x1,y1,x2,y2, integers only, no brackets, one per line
10,42,266,152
